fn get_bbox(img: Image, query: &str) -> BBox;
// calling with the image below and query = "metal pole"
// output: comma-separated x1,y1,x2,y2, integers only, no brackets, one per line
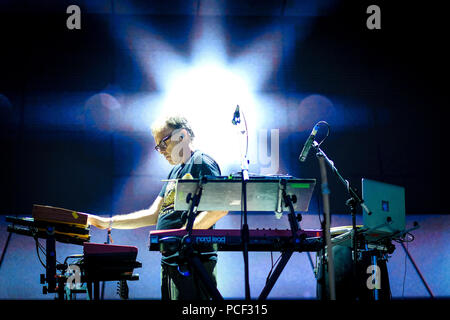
317,155,336,300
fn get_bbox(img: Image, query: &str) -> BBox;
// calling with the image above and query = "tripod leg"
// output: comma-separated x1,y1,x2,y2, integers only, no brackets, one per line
306,251,315,275
258,250,293,300
400,242,434,298
0,232,12,270
187,255,223,300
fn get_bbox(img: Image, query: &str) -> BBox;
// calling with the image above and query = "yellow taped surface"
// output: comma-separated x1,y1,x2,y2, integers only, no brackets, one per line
37,228,90,240
34,218,88,228
72,211,79,219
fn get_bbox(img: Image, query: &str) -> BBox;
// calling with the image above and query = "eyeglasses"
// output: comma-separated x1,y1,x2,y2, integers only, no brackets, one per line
154,132,173,152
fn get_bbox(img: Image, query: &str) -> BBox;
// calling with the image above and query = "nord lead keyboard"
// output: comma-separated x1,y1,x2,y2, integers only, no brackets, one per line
149,228,323,252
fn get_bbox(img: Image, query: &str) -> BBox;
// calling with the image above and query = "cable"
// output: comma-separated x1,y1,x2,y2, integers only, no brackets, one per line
242,108,249,158
266,252,283,285
369,230,415,247
35,238,46,268
371,232,416,299
34,237,63,265
315,121,330,147
37,239,46,255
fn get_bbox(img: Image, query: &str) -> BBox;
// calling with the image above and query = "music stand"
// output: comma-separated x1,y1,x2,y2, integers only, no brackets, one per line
174,176,315,212
174,176,316,300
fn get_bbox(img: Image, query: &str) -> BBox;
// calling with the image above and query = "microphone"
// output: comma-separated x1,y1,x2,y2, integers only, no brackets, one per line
232,105,240,125
298,123,320,162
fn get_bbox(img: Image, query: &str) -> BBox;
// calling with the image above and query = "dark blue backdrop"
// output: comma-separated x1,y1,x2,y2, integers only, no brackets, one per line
0,0,448,300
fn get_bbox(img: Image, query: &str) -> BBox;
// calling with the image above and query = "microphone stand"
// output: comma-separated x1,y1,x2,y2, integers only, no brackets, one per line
240,121,251,301
316,154,336,300
101,217,112,300
241,154,251,300
312,141,370,300
182,177,224,300
232,105,251,300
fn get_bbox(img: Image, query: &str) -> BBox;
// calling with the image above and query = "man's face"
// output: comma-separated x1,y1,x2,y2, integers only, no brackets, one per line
154,126,188,165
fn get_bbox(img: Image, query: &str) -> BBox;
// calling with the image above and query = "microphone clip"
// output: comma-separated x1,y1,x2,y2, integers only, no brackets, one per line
232,105,241,125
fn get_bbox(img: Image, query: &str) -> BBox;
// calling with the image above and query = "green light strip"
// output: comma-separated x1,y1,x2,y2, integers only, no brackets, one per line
289,183,310,189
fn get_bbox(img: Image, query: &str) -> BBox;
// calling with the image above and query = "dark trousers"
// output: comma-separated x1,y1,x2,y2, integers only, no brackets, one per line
161,259,217,300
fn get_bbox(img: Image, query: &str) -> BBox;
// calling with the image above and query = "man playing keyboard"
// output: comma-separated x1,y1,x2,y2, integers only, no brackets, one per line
88,115,228,300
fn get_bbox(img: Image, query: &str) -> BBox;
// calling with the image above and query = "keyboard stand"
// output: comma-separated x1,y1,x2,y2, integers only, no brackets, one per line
258,179,304,300
172,176,315,300
180,176,224,300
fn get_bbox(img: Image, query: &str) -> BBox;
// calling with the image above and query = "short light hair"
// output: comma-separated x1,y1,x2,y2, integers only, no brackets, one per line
151,115,195,140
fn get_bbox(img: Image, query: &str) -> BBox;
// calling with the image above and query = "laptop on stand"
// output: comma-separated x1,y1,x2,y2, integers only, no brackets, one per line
362,178,406,241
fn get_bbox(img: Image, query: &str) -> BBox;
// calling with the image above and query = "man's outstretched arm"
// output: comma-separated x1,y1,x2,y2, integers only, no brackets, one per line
88,196,164,229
